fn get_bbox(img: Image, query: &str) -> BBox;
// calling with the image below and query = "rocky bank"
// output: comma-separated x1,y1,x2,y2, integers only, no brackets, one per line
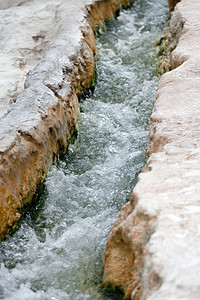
0,0,133,240
1,0,200,299
103,0,200,299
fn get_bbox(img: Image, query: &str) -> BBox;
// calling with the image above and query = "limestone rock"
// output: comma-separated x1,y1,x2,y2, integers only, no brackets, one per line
103,0,200,299
0,0,133,240
168,0,180,11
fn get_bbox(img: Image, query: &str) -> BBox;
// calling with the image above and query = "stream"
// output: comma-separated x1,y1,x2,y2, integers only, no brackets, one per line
0,0,168,299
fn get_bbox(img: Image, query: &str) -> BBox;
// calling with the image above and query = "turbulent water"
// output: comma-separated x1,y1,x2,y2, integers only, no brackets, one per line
0,1,168,299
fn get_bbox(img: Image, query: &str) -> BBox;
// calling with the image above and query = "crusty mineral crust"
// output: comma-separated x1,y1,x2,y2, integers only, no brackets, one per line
0,0,134,240
103,0,200,299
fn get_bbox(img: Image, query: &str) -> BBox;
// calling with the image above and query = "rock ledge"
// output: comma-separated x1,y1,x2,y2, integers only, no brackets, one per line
103,0,200,299
0,0,133,240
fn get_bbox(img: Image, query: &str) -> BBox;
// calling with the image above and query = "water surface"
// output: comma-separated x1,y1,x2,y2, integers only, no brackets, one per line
0,1,168,299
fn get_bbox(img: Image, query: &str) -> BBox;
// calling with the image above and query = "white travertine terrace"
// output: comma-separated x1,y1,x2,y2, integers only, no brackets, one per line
0,0,96,118
0,0,59,117
145,1,200,298
103,0,200,299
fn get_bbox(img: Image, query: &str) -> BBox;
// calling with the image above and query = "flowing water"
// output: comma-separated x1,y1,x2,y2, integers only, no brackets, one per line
0,1,168,299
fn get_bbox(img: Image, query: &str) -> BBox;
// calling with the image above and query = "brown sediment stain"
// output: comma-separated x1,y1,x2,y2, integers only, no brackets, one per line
0,0,134,240
103,0,200,299
0,89,79,240
168,0,180,12
86,0,133,31
103,191,157,299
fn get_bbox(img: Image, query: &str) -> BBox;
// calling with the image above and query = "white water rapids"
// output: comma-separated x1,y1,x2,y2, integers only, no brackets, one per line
0,1,168,299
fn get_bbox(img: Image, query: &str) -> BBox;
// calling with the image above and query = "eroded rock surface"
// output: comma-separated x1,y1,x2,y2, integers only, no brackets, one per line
0,0,133,240
103,0,200,299
0,0,62,117
168,0,180,11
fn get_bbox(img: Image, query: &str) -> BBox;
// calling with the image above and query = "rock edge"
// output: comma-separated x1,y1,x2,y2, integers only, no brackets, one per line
0,0,134,240
103,0,200,299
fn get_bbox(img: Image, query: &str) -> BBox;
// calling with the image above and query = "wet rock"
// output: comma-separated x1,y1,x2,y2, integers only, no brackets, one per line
103,0,200,299
155,32,171,75
168,0,180,12
0,0,134,240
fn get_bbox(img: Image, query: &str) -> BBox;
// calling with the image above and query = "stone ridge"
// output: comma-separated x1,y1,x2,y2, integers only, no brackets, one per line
103,0,200,299
0,0,134,240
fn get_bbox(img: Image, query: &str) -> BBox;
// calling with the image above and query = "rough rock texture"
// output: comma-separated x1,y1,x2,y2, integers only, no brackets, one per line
0,0,134,240
103,0,200,299
168,0,180,11
0,0,64,118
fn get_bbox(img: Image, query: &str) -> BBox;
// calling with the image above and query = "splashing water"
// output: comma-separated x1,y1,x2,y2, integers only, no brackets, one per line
0,0,169,299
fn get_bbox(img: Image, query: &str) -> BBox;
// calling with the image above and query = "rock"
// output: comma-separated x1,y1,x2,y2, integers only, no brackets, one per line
168,0,180,12
0,0,134,240
0,0,63,118
0,0,23,10
155,32,171,75
103,0,200,299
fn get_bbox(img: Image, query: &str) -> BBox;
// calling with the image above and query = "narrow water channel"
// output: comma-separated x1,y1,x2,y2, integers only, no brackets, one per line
0,1,168,299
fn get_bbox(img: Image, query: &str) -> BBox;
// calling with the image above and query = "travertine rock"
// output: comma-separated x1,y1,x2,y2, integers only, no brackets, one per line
0,0,23,9
0,0,62,117
103,0,200,299
168,0,180,11
0,0,133,240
